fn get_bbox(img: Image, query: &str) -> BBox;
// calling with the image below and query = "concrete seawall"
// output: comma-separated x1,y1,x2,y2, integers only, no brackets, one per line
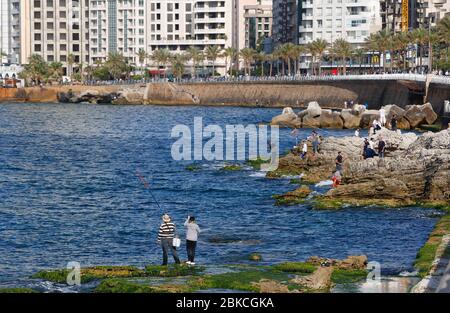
1,80,449,114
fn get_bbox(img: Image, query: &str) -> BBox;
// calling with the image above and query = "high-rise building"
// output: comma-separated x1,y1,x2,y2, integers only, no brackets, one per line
298,0,382,45
272,0,299,46
147,0,233,75
88,0,148,65
0,0,21,64
19,0,89,75
243,0,273,50
417,0,450,28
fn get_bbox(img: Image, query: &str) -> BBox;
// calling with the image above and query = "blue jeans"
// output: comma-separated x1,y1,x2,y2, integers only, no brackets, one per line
312,142,318,153
161,238,180,265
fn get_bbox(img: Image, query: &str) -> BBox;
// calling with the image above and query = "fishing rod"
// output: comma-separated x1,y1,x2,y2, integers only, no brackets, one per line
135,170,163,212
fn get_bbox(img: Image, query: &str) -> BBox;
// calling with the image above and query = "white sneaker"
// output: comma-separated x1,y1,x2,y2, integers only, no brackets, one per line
186,261,192,265
190,262,195,265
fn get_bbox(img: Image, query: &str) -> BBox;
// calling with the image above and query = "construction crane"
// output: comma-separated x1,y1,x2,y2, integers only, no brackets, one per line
401,0,409,32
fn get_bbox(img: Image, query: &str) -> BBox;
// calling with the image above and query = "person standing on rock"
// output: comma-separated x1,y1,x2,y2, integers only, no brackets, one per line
355,128,360,137
391,114,398,131
378,137,386,158
157,214,181,266
312,131,320,155
379,108,386,126
301,140,308,159
335,152,343,173
184,216,201,265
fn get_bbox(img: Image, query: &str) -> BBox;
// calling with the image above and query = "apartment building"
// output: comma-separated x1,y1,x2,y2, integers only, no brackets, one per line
272,0,299,46
147,0,233,75
298,0,382,45
417,0,450,27
19,0,90,75
88,0,147,65
0,0,21,64
244,0,273,50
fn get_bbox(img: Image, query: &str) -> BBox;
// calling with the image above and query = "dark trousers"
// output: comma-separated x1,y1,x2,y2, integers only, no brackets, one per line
161,238,180,265
186,240,197,262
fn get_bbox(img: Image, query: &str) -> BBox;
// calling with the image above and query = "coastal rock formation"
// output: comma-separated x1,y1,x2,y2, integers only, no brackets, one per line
269,128,449,206
306,255,368,270
404,103,438,127
325,129,450,204
340,109,361,129
318,110,344,128
57,90,118,104
112,87,145,105
271,109,302,128
291,266,333,290
359,110,381,128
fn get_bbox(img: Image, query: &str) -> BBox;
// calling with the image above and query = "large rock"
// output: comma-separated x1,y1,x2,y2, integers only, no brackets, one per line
306,101,322,118
290,266,333,290
340,109,361,129
351,104,366,116
301,114,321,128
271,112,302,128
405,105,427,128
359,110,380,128
383,104,406,119
318,110,344,129
371,128,417,155
421,103,438,125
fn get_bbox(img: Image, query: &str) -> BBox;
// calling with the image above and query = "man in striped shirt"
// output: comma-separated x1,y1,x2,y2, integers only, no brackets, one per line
158,214,180,265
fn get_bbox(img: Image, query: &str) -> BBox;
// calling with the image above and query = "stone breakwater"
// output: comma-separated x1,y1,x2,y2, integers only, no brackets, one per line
270,102,439,130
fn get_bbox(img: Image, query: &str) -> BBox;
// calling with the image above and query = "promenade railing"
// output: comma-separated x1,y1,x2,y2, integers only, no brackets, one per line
80,73,450,87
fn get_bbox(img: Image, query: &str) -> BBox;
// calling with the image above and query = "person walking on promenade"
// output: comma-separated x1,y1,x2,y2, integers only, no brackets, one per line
391,114,398,131
158,214,181,266
335,151,343,173
184,216,201,265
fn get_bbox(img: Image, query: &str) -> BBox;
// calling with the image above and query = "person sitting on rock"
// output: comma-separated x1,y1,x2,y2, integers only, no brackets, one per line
335,151,343,173
331,171,342,188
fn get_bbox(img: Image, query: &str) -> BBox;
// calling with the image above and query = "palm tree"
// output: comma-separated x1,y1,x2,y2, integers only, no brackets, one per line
333,38,353,75
240,48,256,76
353,48,366,74
222,47,237,76
186,46,203,78
67,53,75,79
372,30,390,72
255,52,266,77
365,33,379,72
205,45,222,76
19,54,49,84
151,49,171,78
170,54,187,80
48,62,64,82
105,52,130,80
437,16,450,48
410,28,428,72
294,45,306,75
281,43,296,75
287,43,300,75
308,39,328,75
266,53,276,76
393,32,411,71
136,48,148,71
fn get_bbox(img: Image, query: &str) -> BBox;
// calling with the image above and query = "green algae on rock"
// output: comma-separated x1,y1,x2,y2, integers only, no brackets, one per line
221,164,243,171
185,164,201,171
246,157,270,170
248,253,263,262
414,214,450,278
273,185,311,206
32,266,146,283
0,288,38,293
144,264,204,277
